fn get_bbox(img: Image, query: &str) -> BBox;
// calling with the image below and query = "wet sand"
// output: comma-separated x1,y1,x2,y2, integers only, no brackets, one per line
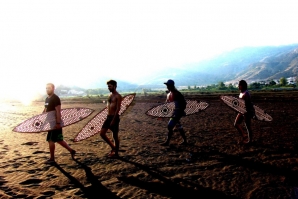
0,92,298,199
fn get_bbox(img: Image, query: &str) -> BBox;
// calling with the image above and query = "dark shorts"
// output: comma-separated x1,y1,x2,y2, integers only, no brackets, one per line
235,113,252,125
47,129,64,142
102,115,120,133
168,111,184,128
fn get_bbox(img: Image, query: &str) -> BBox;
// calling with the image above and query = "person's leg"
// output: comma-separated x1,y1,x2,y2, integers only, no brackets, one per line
244,115,253,143
47,131,56,161
234,113,247,143
109,117,120,156
113,131,119,152
49,129,75,159
109,130,119,157
100,128,116,150
57,140,76,159
177,121,187,145
48,141,55,161
57,140,75,153
161,118,176,146
234,114,244,134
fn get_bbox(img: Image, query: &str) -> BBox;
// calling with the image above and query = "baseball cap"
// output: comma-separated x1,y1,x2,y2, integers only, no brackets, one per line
164,79,175,86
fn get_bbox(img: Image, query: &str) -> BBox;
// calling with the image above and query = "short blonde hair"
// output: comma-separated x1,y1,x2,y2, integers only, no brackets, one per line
46,83,55,89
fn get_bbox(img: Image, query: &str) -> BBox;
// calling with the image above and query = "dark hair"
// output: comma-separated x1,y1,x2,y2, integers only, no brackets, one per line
107,80,117,88
239,80,247,91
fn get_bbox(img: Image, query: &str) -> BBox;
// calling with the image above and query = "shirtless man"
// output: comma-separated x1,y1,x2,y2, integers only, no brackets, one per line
234,80,254,144
161,79,187,146
100,80,122,158
43,83,76,164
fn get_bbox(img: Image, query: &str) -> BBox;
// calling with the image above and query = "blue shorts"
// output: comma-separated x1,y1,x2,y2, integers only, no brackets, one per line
168,111,185,128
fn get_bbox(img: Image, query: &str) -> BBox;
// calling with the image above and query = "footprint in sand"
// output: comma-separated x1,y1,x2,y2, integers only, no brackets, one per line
32,151,46,154
0,176,7,186
13,193,29,198
19,179,42,187
1,187,10,194
12,162,22,169
40,191,55,198
36,196,51,199
21,142,38,146
46,174,58,179
14,151,22,157
49,185,63,190
27,170,37,174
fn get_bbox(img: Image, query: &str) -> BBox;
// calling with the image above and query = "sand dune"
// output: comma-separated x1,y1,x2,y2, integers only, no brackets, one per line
0,93,298,198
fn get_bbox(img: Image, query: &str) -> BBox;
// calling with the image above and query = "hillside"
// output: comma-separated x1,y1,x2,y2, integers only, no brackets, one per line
134,44,298,87
55,44,298,91
235,48,298,81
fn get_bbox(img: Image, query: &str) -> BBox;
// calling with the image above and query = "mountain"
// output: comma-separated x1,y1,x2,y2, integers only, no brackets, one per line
58,44,298,91
235,48,298,81
137,44,298,87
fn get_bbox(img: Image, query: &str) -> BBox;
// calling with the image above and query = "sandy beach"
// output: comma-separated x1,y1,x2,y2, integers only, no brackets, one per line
0,92,298,199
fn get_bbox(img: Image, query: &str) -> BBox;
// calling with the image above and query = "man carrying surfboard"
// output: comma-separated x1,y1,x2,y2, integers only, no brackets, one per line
100,80,122,158
43,83,76,164
234,80,254,144
161,79,187,146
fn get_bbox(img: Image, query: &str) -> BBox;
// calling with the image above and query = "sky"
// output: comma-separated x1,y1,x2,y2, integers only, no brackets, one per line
1,0,298,103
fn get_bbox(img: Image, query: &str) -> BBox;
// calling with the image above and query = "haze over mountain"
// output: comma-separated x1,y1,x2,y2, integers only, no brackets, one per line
121,44,298,89
53,44,298,93
236,46,298,81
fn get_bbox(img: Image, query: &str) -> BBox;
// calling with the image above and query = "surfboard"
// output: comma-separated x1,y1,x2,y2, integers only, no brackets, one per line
73,93,136,142
220,95,273,122
145,100,209,118
13,108,94,133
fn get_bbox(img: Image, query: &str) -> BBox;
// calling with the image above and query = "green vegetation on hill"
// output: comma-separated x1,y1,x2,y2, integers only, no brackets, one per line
182,76,297,93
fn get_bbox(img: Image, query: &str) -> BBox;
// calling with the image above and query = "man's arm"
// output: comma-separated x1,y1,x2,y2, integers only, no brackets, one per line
115,95,122,115
111,95,122,124
55,105,62,128
166,93,170,102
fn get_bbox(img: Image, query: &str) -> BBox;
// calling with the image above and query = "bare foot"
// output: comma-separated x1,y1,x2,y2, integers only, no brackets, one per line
45,159,56,165
108,150,119,158
70,149,76,159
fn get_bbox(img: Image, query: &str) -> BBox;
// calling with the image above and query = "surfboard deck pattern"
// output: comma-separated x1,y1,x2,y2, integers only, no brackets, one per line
220,95,273,122
220,96,247,114
146,100,209,118
73,93,136,142
13,108,94,133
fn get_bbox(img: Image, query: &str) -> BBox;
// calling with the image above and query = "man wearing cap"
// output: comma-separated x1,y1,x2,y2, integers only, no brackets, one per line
161,79,187,146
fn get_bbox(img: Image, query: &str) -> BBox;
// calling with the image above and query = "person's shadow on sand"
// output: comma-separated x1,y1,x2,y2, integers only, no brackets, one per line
117,157,238,199
54,160,119,199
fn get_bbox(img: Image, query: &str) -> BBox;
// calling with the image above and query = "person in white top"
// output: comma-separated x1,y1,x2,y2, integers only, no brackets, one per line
234,80,254,144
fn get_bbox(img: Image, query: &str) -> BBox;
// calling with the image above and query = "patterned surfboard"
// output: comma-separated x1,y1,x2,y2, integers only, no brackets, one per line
220,95,273,122
73,93,136,142
146,100,209,118
13,108,94,133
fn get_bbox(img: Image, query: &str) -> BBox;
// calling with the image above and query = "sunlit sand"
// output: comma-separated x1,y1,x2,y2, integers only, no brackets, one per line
0,92,297,198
